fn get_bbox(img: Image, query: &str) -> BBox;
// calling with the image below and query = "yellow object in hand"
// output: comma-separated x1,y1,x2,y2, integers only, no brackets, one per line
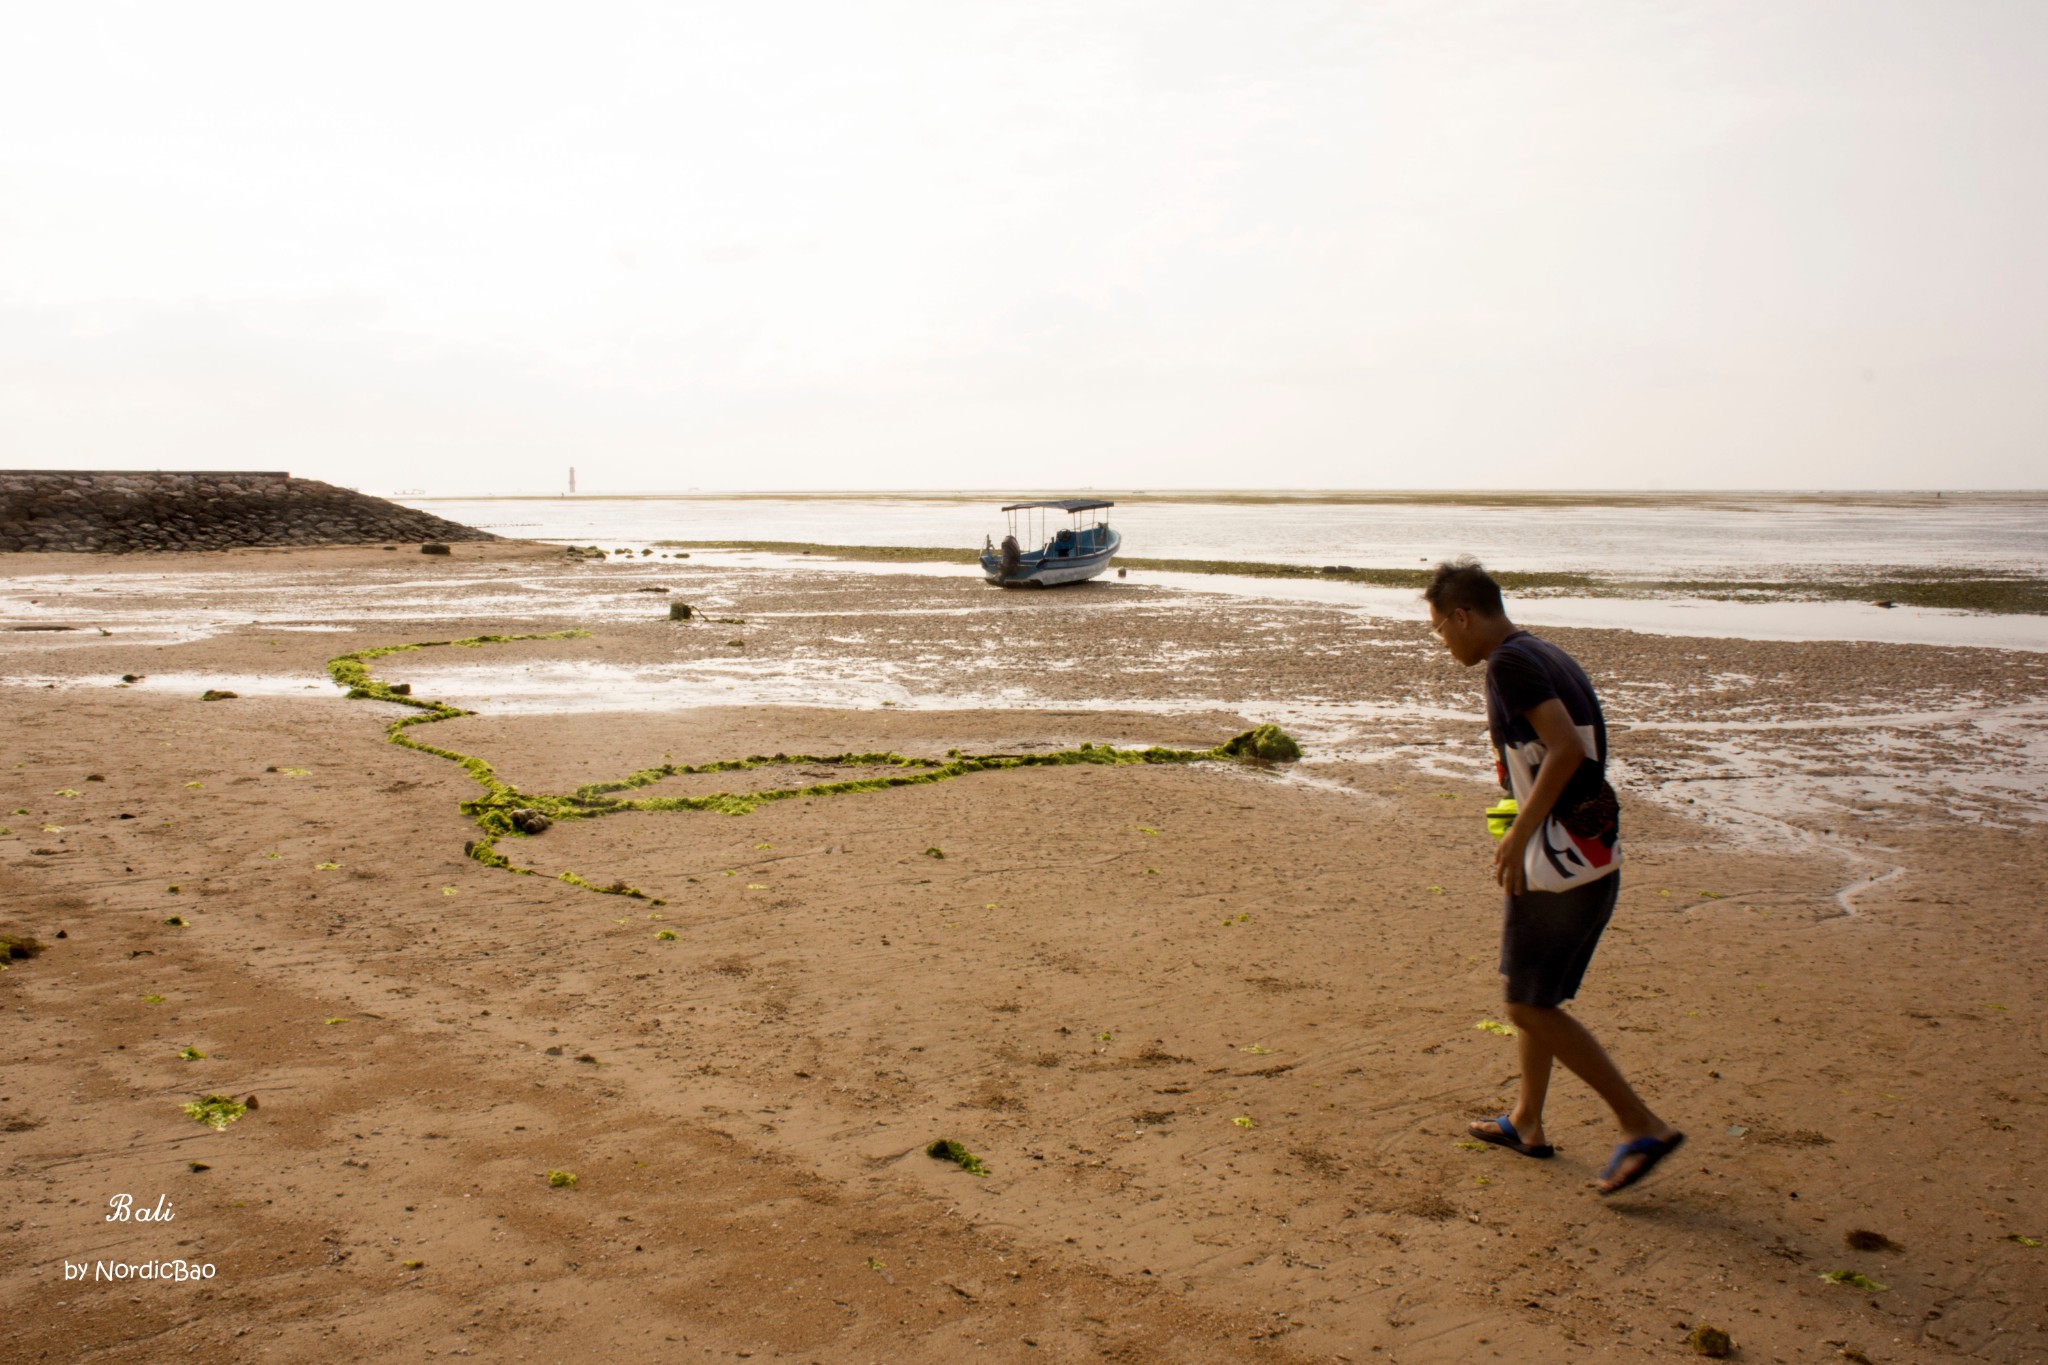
1485,798,1518,842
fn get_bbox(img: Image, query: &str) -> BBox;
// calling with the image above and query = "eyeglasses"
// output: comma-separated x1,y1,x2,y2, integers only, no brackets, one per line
1427,609,1461,639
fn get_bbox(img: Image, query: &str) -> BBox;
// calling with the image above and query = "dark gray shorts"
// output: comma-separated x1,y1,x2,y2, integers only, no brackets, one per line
1500,872,1620,1008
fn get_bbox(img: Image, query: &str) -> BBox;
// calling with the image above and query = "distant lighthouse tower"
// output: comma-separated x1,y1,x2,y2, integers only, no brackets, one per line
568,466,577,495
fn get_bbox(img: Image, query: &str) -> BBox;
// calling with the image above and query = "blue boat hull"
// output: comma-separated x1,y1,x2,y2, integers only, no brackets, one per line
980,527,1121,587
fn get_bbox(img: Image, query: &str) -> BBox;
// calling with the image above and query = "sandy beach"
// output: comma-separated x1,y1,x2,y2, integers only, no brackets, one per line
4,541,2045,1363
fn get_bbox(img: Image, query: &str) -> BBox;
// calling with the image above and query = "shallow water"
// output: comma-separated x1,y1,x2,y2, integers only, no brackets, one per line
406,493,2048,576
367,654,2048,850
7,547,2045,851
5,547,2047,654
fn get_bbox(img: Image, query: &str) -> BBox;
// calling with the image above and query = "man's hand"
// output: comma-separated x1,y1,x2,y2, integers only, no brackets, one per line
1494,823,1529,895
1494,698,1587,898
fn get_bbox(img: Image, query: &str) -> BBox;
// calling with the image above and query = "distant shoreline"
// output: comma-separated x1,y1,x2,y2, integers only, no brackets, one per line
396,489,2047,508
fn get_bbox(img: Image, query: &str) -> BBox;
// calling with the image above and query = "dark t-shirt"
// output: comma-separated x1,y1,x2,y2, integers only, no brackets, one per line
1484,630,1608,812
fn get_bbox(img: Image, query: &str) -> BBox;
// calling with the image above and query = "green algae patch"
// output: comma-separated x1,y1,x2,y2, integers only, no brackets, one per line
558,870,665,905
1686,1324,1733,1357
183,1094,246,1131
1820,1269,1888,1292
178,1046,206,1061
1,933,47,965
327,632,1304,905
547,1170,578,1188
1219,724,1301,763
926,1139,989,1177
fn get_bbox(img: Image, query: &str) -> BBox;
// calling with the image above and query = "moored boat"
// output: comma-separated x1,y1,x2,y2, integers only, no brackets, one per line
980,499,1121,587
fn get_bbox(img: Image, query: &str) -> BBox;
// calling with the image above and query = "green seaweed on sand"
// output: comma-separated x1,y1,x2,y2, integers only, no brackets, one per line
325,633,1301,905
925,1139,988,1176
655,929,678,941
1219,723,1302,762
1819,1269,1889,1292
547,1170,578,1188
178,1046,206,1061
1686,1325,1733,1358
1,933,46,963
558,870,662,903
183,1094,246,1130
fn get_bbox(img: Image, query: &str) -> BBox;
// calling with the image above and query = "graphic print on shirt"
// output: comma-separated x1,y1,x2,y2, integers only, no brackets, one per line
1485,632,1621,893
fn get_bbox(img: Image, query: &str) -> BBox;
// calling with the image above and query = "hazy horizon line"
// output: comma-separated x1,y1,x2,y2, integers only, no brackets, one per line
386,486,2046,502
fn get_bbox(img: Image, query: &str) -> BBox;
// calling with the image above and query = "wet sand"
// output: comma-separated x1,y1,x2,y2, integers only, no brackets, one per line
3,542,2046,1363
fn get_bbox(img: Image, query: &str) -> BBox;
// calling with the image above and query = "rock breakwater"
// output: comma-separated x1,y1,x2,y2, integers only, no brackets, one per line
0,471,495,553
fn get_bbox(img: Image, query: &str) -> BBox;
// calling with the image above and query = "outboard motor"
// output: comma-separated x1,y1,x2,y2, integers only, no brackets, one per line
1000,534,1022,580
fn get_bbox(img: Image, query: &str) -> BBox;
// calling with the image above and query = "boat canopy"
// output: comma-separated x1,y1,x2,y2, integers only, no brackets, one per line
1000,498,1114,513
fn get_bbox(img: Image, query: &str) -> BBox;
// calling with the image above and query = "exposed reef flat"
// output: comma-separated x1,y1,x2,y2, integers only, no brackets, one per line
657,539,2048,615
3,541,2044,1362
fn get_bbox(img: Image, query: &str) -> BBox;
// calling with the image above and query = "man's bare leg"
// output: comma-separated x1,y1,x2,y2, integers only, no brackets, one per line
1471,1024,1557,1147
1500,1001,1679,1189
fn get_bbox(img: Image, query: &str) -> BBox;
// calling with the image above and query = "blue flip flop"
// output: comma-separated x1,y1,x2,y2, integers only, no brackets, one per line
1597,1131,1686,1195
1469,1114,1555,1159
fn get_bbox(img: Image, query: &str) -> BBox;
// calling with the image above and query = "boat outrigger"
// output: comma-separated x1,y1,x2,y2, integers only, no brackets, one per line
980,499,1121,587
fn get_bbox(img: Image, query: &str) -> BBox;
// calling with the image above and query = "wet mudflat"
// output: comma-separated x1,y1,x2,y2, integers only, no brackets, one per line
2,542,2044,1363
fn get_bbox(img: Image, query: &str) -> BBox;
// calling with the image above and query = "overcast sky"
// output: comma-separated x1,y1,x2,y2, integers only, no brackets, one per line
3,2,2044,493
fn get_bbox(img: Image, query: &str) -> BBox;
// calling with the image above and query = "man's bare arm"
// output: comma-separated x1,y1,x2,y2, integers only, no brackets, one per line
1493,698,1587,893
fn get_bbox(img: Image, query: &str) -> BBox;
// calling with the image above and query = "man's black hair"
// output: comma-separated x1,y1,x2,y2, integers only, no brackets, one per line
1424,557,1506,618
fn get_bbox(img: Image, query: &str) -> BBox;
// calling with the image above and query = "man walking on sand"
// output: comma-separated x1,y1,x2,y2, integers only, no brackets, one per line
1424,559,1685,1195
